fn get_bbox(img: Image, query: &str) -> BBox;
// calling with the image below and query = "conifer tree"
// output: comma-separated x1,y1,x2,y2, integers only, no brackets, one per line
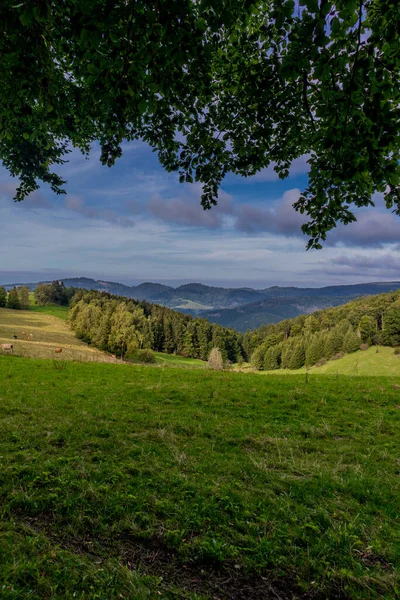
337,319,353,336
251,345,265,370
263,345,282,371
342,330,361,354
163,319,175,354
323,331,335,359
281,338,297,369
288,341,305,370
306,334,324,366
197,321,212,361
183,323,197,357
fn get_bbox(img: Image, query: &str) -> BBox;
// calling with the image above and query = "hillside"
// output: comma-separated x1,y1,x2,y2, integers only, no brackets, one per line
0,307,117,363
243,289,400,374
1,355,399,599
5,277,400,330
0,307,206,369
254,346,400,376
202,294,341,331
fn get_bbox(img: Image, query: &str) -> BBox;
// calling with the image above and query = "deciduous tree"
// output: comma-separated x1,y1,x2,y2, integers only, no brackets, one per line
2,1,399,246
0,287,7,308
7,287,21,310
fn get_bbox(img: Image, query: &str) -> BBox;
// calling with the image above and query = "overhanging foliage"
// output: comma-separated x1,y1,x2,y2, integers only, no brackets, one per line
1,0,399,246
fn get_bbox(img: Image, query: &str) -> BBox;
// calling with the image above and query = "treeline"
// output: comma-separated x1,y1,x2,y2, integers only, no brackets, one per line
34,281,75,306
0,286,30,309
69,290,244,362
244,290,400,370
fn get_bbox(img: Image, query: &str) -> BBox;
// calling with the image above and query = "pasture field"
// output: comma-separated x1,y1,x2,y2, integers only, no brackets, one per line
0,308,206,369
0,355,399,599
29,303,69,321
154,351,206,368
0,307,118,363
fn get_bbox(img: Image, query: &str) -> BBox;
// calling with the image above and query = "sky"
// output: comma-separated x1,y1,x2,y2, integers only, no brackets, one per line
1,141,400,288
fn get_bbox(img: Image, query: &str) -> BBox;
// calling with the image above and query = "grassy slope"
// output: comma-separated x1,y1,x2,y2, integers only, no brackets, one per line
29,303,69,321
258,347,400,377
0,307,206,369
0,356,399,599
0,307,115,363
154,351,205,368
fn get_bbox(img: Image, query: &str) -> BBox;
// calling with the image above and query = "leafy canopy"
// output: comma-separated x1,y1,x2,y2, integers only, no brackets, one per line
1,0,399,247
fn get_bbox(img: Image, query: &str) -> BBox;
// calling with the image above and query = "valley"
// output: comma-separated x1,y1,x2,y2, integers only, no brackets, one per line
6,277,400,331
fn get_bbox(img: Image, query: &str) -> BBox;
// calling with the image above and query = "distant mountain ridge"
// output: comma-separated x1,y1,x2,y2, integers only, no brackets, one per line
4,277,400,332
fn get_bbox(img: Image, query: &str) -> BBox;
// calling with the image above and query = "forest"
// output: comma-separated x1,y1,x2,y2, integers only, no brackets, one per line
244,290,400,370
66,286,400,370
68,289,243,363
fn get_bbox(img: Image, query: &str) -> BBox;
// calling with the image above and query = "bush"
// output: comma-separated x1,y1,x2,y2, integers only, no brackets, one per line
394,348,400,355
208,347,224,371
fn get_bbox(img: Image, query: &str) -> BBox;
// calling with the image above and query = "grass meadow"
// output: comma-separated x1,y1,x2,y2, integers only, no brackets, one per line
0,354,399,599
0,307,119,363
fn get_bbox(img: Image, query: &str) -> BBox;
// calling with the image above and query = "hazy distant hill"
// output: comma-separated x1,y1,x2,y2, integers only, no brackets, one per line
200,295,349,331
4,277,400,332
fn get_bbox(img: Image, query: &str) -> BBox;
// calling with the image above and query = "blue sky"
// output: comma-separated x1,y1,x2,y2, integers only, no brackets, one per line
1,141,399,288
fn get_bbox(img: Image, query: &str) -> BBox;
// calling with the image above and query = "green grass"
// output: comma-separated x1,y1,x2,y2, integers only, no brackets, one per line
0,356,399,599
154,351,206,368
29,303,69,320
174,300,214,310
27,293,69,320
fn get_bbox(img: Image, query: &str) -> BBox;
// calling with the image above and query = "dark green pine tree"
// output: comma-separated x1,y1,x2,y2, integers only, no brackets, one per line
263,345,282,370
342,329,361,354
323,331,336,359
163,318,175,354
172,317,186,355
382,305,400,347
197,321,212,361
0,286,7,307
251,345,265,370
288,340,305,370
7,287,21,309
337,319,353,336
305,334,324,366
143,318,155,350
281,338,297,369
152,320,164,352
183,323,197,357
212,326,229,362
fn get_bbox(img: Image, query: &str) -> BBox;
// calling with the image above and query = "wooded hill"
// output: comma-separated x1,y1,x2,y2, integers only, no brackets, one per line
68,290,243,363
244,290,400,371
68,287,400,372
